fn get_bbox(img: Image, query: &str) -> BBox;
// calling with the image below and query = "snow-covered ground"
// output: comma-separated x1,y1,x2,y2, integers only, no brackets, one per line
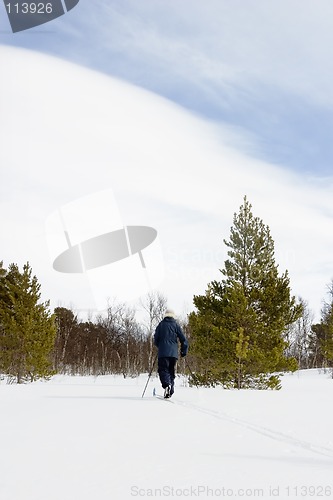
1,369,332,500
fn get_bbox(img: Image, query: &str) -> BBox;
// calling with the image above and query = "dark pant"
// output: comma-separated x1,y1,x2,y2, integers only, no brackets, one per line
158,357,177,389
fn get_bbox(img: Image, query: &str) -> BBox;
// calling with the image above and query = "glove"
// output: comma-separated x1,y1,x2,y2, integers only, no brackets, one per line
180,351,186,358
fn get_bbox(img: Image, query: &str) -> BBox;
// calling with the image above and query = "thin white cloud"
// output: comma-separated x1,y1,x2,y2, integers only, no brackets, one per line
9,0,331,112
3,1,333,177
0,46,332,320
78,0,333,108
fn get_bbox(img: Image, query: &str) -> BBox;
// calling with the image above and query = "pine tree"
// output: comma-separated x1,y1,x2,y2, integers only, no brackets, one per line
0,262,56,383
189,196,301,389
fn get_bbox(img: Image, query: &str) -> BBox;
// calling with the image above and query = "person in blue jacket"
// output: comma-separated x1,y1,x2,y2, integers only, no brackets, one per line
154,308,189,398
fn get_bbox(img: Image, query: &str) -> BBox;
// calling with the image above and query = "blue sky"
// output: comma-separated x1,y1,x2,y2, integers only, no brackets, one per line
1,1,333,319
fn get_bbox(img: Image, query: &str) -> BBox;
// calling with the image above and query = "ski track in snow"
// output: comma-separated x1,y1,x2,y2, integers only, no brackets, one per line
155,394,333,460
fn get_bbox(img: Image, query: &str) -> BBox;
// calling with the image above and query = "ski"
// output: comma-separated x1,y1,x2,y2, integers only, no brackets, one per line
156,395,174,403
154,393,174,403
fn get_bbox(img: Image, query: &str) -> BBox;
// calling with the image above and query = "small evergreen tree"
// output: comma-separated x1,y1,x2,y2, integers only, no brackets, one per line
189,197,301,389
53,307,79,373
0,262,56,383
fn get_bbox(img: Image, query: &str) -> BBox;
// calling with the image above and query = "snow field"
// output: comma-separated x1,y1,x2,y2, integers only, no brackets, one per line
0,370,332,500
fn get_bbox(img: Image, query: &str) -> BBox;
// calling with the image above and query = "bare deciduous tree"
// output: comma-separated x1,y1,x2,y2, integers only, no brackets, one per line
140,291,167,369
285,298,313,369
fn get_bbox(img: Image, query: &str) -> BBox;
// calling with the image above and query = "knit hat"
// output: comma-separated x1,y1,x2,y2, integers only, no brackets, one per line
164,308,176,318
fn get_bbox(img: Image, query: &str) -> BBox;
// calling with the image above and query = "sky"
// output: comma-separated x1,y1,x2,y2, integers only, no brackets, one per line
1,1,333,321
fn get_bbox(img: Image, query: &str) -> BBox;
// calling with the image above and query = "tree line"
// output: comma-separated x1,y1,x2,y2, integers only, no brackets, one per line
1,197,333,386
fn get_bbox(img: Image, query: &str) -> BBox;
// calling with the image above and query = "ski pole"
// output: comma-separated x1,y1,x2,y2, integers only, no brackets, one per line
141,353,157,398
185,358,199,388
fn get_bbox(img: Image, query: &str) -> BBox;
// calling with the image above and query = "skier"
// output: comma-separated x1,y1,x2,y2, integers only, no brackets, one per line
154,308,188,398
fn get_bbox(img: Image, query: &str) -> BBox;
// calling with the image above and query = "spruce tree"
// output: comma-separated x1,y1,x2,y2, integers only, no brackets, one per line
189,196,301,389
0,262,56,383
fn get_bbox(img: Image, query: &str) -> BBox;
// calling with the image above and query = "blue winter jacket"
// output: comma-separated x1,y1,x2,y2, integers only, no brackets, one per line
154,317,189,359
